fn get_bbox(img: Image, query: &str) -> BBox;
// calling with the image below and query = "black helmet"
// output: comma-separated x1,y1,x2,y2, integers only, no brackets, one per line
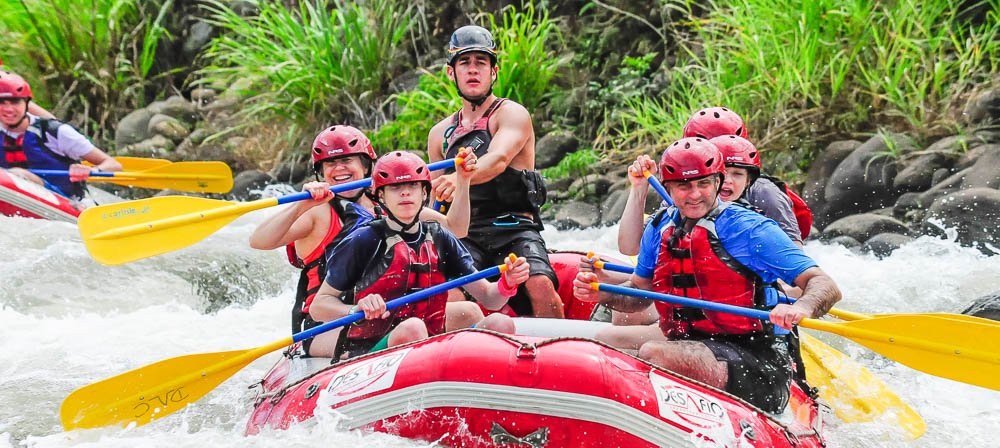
447,25,497,66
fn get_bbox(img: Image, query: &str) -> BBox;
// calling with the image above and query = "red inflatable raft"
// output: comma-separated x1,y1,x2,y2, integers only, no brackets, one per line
0,168,80,222
246,325,824,447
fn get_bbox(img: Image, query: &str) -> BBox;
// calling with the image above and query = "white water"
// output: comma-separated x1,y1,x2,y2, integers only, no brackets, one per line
1,210,999,447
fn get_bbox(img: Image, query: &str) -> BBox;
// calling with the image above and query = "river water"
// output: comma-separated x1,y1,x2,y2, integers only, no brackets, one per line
1,207,998,447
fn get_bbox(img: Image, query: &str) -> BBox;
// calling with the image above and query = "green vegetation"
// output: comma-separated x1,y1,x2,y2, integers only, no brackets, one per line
371,1,564,152
0,0,173,141
198,0,415,136
541,148,599,180
608,0,1000,175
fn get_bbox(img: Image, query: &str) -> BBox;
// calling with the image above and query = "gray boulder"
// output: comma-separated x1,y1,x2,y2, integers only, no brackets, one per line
147,114,190,142
961,292,1000,321
231,170,274,201
922,187,1000,253
147,95,199,124
822,134,917,226
962,87,1000,127
553,200,601,230
822,213,911,243
600,189,629,226
121,135,175,157
114,108,155,148
861,233,915,258
827,235,861,248
893,151,955,192
802,140,860,229
535,131,580,170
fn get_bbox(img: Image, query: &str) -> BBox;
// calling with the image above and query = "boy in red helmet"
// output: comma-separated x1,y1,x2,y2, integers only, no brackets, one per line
310,151,529,358
574,138,840,413
0,71,121,203
250,126,481,357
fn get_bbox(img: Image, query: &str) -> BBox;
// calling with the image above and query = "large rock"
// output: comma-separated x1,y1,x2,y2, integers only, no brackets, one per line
231,170,274,201
962,87,1000,127
861,233,915,258
822,134,918,225
893,151,955,192
535,131,580,170
822,213,911,243
553,200,600,230
273,157,311,184
114,108,156,148
961,292,1000,321
915,145,1000,209
121,135,175,157
147,114,190,142
147,95,199,124
802,140,861,212
568,173,612,197
922,188,1000,253
599,189,629,226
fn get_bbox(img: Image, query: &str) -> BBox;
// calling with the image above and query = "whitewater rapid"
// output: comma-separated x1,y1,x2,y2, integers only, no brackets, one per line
1,208,998,447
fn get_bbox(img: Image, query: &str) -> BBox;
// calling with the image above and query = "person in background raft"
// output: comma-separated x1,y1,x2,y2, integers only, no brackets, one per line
574,138,841,413
250,126,482,357
310,151,530,359
0,71,121,203
427,25,562,318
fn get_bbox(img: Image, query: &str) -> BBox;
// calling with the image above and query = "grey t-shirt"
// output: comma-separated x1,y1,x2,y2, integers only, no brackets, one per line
744,177,802,243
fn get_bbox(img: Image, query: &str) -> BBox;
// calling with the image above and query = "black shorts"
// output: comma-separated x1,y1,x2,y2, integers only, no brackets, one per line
700,335,792,413
461,227,558,316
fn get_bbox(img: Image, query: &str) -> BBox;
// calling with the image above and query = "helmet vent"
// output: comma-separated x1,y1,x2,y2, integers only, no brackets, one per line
684,142,692,149
749,151,757,159
378,172,389,178
665,165,675,173
713,111,721,118
349,138,358,147
416,166,424,174
705,158,715,168
736,126,744,136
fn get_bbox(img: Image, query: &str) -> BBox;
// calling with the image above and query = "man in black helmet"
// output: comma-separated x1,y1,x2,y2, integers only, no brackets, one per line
428,25,564,318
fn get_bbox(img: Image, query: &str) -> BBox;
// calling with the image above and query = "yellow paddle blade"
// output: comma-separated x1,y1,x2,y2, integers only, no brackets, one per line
829,308,1000,326
86,156,172,172
800,332,925,439
79,195,278,265
802,315,1000,390
90,161,234,193
60,338,291,430
116,156,172,171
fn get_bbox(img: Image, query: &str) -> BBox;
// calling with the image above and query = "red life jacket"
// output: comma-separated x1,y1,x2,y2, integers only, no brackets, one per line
286,198,372,333
760,174,813,240
651,203,771,339
336,220,448,353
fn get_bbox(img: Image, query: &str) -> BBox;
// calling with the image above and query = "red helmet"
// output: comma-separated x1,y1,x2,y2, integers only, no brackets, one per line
372,151,431,192
682,107,747,139
659,138,725,182
0,71,32,100
710,135,761,177
311,125,376,170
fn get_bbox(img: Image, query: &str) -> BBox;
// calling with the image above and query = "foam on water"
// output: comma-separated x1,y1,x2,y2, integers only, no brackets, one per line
2,215,998,447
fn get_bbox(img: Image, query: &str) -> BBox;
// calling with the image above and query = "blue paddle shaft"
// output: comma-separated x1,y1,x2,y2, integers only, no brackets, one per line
294,265,502,343
599,261,634,274
30,169,115,178
597,282,771,321
647,175,673,206
276,158,456,206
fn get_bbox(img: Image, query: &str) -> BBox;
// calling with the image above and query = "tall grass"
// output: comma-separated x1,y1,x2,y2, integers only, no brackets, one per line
371,1,565,151
0,0,173,143
197,0,415,134
608,0,1000,174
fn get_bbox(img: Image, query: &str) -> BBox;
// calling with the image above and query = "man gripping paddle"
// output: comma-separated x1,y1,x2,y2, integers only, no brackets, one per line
250,125,482,357
574,138,841,413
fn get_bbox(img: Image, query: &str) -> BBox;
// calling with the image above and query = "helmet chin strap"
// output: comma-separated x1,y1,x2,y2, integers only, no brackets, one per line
375,186,430,233
452,68,494,111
